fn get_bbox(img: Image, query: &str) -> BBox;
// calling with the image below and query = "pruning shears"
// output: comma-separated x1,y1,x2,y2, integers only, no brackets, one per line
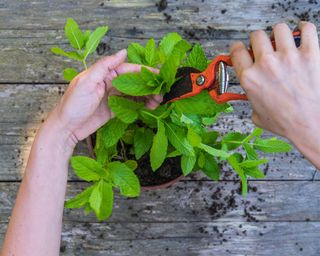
162,31,301,104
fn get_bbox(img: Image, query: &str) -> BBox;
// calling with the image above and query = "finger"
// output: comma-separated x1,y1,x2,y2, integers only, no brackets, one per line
250,30,274,58
89,49,127,81
146,98,161,109
273,23,297,52
152,94,163,104
115,63,142,74
116,63,159,75
298,21,319,54
230,41,253,78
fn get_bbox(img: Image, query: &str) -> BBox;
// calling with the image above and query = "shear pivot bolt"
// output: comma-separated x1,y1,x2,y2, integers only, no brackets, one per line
196,75,205,86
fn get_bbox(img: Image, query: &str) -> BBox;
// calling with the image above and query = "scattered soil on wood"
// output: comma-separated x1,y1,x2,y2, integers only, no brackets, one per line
156,0,168,12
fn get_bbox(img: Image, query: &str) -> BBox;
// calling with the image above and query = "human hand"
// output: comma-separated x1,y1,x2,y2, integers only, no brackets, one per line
230,22,320,167
48,49,162,147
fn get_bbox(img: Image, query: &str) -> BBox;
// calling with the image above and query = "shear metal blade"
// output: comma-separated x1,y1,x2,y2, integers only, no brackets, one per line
162,67,201,104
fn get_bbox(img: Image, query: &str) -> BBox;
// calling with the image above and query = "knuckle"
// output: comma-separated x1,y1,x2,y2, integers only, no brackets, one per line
273,22,289,31
284,51,300,65
260,53,277,67
250,30,265,39
230,44,246,57
240,69,254,87
301,21,317,32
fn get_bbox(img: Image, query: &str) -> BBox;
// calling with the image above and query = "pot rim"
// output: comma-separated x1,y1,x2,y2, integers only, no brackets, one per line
85,135,184,191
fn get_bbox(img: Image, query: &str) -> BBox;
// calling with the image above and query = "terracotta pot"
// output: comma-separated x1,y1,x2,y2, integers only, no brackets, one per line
85,135,184,191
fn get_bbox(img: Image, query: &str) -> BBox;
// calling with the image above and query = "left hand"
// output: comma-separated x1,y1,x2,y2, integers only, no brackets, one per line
48,49,162,146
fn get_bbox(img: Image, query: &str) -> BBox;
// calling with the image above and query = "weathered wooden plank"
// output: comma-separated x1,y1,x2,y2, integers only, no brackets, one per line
0,0,319,83
0,221,318,255
0,0,317,31
51,222,320,256
1,181,319,223
0,37,242,83
0,83,317,181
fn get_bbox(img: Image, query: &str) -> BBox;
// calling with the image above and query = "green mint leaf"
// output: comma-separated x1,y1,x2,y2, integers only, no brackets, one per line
201,114,220,126
243,127,264,143
70,156,106,181
227,153,248,196
65,18,84,50
173,91,228,115
112,73,160,96
122,128,135,144
171,39,192,63
243,142,259,160
134,127,153,159
89,180,113,221
202,154,220,181
239,159,268,169
165,123,194,156
179,113,202,127
197,152,205,168
100,118,128,147
65,185,94,209
128,42,146,64
84,204,93,215
94,128,109,166
63,67,78,82
94,129,118,166
124,160,138,170
201,131,219,145
83,30,91,44
253,137,292,153
159,32,182,60
140,67,161,87
184,43,208,71
181,154,197,175
84,26,108,59
160,55,179,91
198,143,229,158
244,167,266,178
187,127,202,147
167,150,182,158
108,161,140,197
108,96,144,123
145,38,157,67
150,121,168,171
51,47,82,61
222,132,247,150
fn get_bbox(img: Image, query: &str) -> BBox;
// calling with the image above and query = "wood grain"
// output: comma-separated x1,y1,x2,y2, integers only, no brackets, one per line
0,181,319,223
1,1,320,255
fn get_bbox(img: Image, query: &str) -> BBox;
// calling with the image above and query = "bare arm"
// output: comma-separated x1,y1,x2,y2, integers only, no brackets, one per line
230,22,320,168
1,49,161,256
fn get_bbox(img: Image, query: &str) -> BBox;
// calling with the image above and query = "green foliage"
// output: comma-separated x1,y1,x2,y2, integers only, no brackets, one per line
51,17,108,76
183,43,208,71
150,121,168,171
55,20,293,221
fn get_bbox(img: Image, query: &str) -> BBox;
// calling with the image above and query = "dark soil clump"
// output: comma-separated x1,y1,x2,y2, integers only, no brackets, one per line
134,154,182,186
156,0,168,12
90,133,182,187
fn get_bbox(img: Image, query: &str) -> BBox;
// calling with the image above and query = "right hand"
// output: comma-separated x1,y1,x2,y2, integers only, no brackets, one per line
230,22,320,168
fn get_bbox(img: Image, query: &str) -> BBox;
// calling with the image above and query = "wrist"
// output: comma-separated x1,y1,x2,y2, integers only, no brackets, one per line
286,122,320,169
37,109,78,158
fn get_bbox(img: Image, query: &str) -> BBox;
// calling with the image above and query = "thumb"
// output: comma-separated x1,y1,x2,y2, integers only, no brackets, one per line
88,49,127,81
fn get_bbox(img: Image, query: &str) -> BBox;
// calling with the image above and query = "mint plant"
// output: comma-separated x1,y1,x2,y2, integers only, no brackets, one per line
52,18,292,221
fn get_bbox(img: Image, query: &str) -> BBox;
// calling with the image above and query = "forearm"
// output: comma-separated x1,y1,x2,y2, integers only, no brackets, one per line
1,109,76,256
